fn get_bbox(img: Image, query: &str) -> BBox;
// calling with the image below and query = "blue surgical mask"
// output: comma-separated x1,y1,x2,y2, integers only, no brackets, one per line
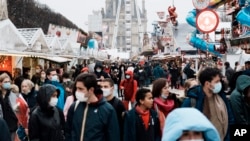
96,69,101,73
2,82,11,90
212,82,222,94
180,139,204,141
51,75,58,82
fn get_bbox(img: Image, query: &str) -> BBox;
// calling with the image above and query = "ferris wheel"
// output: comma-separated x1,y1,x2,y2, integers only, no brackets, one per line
111,0,143,56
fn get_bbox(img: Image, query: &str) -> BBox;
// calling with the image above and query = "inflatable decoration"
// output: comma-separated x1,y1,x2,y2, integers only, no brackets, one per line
168,6,178,26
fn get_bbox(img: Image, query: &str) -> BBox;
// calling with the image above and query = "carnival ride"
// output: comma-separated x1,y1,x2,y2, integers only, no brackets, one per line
186,0,230,57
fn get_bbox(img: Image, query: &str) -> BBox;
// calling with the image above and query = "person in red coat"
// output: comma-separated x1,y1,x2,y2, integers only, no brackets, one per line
120,70,138,110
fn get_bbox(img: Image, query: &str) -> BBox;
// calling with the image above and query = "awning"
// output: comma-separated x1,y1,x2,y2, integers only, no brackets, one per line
40,56,72,63
229,34,250,47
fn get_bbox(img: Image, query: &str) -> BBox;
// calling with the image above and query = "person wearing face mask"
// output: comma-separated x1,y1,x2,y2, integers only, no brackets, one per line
152,78,180,136
44,68,65,111
94,63,110,81
162,108,220,141
21,79,37,109
100,78,126,141
182,67,235,141
28,84,65,141
0,73,18,140
120,70,138,110
65,73,120,141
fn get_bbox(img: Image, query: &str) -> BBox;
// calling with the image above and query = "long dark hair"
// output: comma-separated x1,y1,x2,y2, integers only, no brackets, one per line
152,78,168,98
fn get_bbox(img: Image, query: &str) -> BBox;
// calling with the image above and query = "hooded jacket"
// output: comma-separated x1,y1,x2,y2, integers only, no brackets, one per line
230,75,250,124
162,108,220,141
94,63,110,79
44,79,65,111
28,84,65,141
119,70,138,102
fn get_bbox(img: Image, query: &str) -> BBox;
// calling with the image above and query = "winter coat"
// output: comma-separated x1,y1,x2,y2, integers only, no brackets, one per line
28,84,65,141
0,118,11,141
230,75,250,124
65,97,120,141
153,65,166,80
0,90,18,132
29,106,65,141
162,108,220,141
123,108,161,141
119,70,138,102
22,88,37,109
181,85,235,141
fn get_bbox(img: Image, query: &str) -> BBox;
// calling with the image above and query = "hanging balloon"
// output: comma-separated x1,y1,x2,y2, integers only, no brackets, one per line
88,39,98,49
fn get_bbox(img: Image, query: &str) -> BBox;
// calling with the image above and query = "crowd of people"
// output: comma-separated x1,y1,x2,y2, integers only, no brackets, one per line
0,59,250,141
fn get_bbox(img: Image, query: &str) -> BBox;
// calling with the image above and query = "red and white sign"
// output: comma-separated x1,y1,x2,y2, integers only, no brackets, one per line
196,9,219,33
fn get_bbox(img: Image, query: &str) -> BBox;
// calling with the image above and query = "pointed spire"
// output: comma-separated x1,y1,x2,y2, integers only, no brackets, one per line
0,0,8,20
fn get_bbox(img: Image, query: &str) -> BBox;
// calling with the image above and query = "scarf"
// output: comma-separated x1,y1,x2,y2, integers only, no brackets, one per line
154,98,175,116
203,94,228,141
135,106,150,130
154,98,175,136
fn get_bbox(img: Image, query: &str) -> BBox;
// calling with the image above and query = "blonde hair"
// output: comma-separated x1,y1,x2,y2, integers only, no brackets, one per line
0,73,10,82
184,78,198,96
21,79,34,89
11,84,19,93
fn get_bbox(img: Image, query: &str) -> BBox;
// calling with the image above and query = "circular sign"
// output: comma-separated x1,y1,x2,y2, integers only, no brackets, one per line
192,0,210,10
196,9,219,33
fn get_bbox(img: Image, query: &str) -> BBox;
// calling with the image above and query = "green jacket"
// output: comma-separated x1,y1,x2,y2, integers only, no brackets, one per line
230,75,250,124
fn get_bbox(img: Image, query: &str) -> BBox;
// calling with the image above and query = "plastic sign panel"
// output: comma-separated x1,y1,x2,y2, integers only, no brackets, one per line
192,0,210,10
196,9,219,33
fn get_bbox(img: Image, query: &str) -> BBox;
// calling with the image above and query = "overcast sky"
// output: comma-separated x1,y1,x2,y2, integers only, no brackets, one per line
37,0,194,31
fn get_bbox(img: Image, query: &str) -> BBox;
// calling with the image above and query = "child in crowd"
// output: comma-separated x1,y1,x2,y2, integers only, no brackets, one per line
123,88,161,141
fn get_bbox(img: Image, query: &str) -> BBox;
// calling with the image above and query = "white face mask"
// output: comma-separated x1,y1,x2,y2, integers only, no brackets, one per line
125,75,130,79
75,91,88,102
212,82,222,94
102,88,111,97
161,94,168,100
49,97,58,107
